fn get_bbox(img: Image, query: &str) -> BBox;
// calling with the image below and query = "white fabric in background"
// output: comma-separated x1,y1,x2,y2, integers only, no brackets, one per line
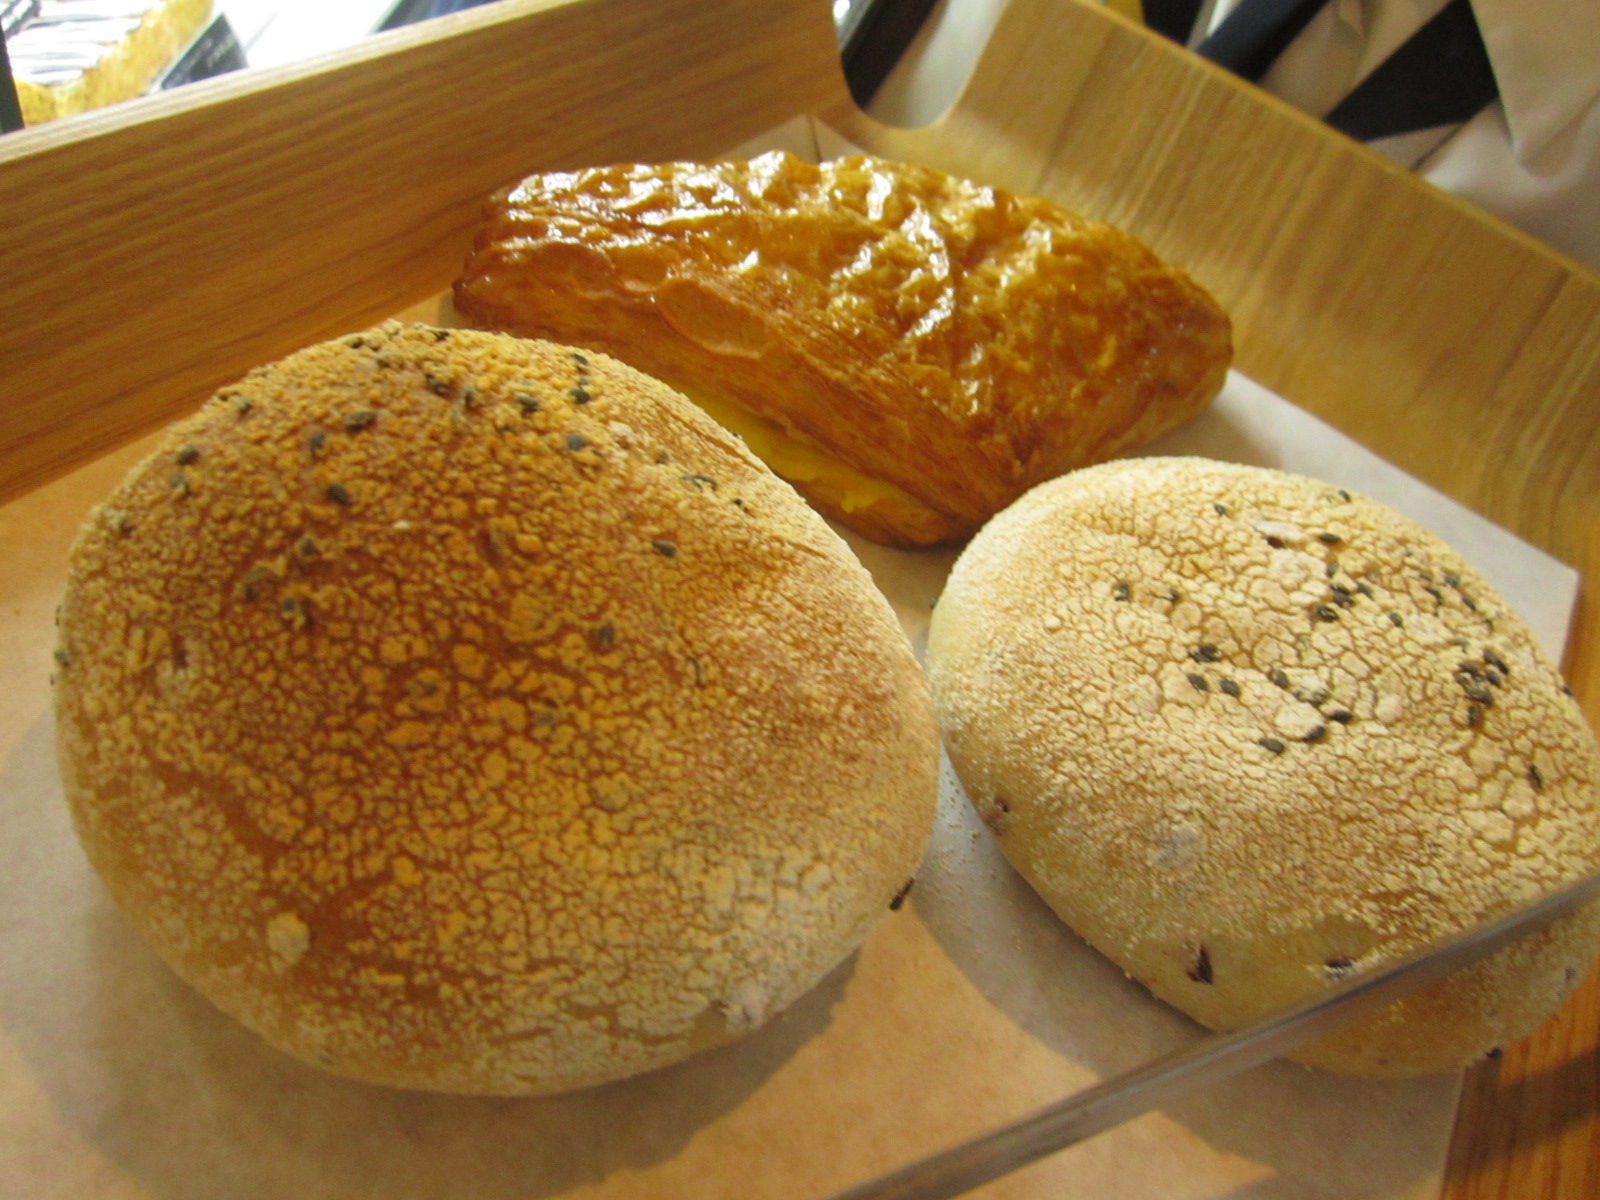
1202,0,1600,270
871,0,1600,272
1246,0,1452,119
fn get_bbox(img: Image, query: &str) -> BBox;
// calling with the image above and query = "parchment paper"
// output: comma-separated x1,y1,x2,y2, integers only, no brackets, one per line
0,118,1579,1200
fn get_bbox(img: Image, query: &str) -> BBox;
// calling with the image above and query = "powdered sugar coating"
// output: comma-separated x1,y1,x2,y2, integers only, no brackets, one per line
55,323,938,1094
928,456,1600,1076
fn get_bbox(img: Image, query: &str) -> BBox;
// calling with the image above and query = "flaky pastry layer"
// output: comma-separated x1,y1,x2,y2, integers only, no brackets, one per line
454,151,1232,546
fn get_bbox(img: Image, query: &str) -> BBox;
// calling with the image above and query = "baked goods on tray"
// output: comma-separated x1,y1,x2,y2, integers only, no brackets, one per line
7,0,212,125
53,322,939,1095
453,151,1232,547
926,456,1600,1077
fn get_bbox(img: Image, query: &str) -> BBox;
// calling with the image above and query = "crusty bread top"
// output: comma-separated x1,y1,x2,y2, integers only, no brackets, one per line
926,458,1600,1060
55,322,938,1094
453,151,1232,545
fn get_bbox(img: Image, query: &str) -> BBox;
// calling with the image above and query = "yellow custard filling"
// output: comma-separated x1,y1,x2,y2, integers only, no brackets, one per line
670,383,918,516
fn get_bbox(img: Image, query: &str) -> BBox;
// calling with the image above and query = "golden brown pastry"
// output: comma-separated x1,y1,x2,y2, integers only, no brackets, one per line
453,151,1232,547
10,0,213,125
54,322,939,1095
926,457,1600,1077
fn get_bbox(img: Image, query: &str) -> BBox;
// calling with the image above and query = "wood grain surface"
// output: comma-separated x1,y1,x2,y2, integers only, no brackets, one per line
1,0,1597,1195
0,0,844,506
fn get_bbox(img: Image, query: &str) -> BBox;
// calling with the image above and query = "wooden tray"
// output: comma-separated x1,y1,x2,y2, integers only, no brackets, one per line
1,1,1596,1196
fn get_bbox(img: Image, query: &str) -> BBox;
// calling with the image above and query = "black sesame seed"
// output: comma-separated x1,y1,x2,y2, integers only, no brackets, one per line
1444,573,1461,588
1187,947,1214,984
279,597,311,629
682,473,718,492
1191,644,1223,663
1259,737,1286,755
1329,585,1354,607
1329,710,1354,724
426,373,451,396
1270,669,1290,690
1265,536,1285,549
572,352,589,367
1302,725,1328,744
515,392,540,413
569,385,590,405
460,385,479,410
1318,531,1342,545
1483,649,1510,675
1314,605,1339,622
234,396,254,417
1187,672,1209,693
1466,704,1483,728
1338,489,1352,502
1528,765,1544,790
1325,955,1355,976
1325,560,1339,578
1219,678,1241,698
653,539,678,559
343,409,378,432
1356,582,1375,598
566,433,588,452
687,656,703,685
889,879,915,911
238,566,270,602
1388,611,1404,627
176,445,200,465
325,482,352,506
308,430,328,455
1112,582,1131,602
1213,503,1229,516
594,622,615,650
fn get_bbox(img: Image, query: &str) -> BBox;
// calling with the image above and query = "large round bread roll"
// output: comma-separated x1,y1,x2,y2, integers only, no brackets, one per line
54,322,939,1095
926,457,1600,1077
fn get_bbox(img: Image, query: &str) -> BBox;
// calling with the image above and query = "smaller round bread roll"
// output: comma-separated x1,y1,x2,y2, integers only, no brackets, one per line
54,322,938,1095
926,457,1600,1077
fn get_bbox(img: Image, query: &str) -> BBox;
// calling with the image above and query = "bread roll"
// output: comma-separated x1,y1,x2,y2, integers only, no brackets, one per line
54,322,939,1095
926,457,1600,1077
453,151,1232,548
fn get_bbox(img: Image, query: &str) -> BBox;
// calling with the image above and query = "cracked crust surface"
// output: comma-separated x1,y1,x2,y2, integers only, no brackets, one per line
926,456,1600,1077
453,151,1232,547
54,322,939,1095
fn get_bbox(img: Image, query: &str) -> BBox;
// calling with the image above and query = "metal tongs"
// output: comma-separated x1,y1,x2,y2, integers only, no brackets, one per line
824,869,1600,1200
